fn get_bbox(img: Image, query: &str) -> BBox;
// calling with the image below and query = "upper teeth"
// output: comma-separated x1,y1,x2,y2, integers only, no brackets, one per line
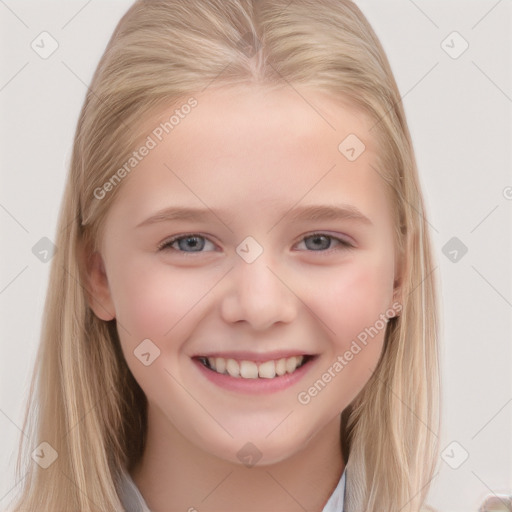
204,356,305,379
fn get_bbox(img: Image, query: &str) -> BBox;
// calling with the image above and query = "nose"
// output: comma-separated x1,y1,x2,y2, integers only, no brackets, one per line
220,253,297,331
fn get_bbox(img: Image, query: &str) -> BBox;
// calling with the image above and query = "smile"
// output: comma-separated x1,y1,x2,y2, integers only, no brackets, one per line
196,355,312,379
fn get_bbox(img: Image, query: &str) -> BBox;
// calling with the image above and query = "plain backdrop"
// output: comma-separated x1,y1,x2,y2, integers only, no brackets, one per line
0,1,511,511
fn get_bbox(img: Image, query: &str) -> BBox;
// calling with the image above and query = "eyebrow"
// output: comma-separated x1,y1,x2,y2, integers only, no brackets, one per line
136,204,372,228
285,204,372,225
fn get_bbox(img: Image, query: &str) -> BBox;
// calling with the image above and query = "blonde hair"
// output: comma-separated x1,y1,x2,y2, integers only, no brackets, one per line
9,1,440,511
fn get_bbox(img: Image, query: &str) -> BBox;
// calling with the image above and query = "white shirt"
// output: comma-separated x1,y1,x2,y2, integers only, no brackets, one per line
118,468,346,512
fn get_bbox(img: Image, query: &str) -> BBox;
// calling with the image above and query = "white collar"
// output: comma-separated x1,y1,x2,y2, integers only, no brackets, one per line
323,468,346,512
118,467,346,512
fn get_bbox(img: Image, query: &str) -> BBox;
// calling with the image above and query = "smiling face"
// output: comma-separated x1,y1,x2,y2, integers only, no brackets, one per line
87,85,402,467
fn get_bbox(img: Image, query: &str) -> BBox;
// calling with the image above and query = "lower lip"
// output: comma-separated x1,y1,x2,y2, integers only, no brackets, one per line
192,357,316,395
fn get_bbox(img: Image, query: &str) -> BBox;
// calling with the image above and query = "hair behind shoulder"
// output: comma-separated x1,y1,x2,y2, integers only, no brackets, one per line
9,1,440,511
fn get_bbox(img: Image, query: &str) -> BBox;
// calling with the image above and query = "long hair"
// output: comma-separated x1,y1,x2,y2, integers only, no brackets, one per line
9,1,440,510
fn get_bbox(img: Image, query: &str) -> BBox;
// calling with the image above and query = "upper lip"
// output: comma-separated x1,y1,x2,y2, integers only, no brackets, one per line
192,350,315,362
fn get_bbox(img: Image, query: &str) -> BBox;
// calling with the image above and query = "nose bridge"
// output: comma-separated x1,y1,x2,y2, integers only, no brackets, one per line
220,241,296,329
238,254,279,298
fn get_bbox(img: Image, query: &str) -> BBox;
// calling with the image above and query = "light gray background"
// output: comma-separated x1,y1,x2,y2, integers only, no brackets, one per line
1,1,511,510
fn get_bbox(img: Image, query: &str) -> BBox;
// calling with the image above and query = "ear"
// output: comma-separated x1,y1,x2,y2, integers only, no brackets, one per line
83,249,116,321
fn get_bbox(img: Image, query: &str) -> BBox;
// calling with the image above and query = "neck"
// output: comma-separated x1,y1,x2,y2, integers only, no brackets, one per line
131,404,345,512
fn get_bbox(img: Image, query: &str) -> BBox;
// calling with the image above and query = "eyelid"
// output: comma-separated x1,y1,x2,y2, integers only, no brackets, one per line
293,232,355,251
157,233,217,252
158,232,355,254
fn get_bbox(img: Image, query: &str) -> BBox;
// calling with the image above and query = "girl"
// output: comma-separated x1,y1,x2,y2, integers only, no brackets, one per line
9,0,440,511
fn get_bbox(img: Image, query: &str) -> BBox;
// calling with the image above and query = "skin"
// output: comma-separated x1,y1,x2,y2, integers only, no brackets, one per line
87,85,402,512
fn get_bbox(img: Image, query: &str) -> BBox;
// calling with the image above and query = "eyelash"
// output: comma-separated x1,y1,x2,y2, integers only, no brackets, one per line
157,232,354,255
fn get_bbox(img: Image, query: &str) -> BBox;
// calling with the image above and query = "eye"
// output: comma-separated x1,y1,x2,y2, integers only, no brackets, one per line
157,232,354,255
295,233,354,252
158,234,216,253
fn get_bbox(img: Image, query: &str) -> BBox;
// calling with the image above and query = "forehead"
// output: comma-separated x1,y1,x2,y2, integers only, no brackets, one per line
163,85,374,154
104,85,392,231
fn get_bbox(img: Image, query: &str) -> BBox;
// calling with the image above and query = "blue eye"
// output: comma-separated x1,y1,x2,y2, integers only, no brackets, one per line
296,233,353,252
158,234,216,253
158,232,353,254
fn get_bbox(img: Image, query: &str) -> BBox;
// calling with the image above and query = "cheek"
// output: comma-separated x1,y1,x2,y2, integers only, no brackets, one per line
309,255,395,343
107,257,212,340
296,260,394,414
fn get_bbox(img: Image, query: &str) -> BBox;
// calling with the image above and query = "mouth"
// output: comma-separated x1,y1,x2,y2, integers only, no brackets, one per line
193,354,315,379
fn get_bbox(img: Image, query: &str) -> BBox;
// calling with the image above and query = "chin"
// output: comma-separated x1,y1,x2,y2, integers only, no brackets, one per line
205,433,309,468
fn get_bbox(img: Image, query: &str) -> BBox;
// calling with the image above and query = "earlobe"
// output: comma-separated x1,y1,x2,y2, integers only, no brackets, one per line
84,250,116,321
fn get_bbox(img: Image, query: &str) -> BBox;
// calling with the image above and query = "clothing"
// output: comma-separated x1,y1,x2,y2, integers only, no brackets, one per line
118,467,346,512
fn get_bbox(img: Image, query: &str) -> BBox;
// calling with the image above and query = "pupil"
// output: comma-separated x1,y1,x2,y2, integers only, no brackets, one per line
308,235,329,250
180,236,203,251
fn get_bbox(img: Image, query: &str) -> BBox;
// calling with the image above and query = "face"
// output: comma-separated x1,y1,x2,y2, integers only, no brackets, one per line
87,85,402,466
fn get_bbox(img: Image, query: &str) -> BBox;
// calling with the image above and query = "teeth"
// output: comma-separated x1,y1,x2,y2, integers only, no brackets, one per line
203,355,306,379
275,358,287,376
240,361,259,379
226,358,240,378
286,356,298,374
258,360,276,379
215,357,226,374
